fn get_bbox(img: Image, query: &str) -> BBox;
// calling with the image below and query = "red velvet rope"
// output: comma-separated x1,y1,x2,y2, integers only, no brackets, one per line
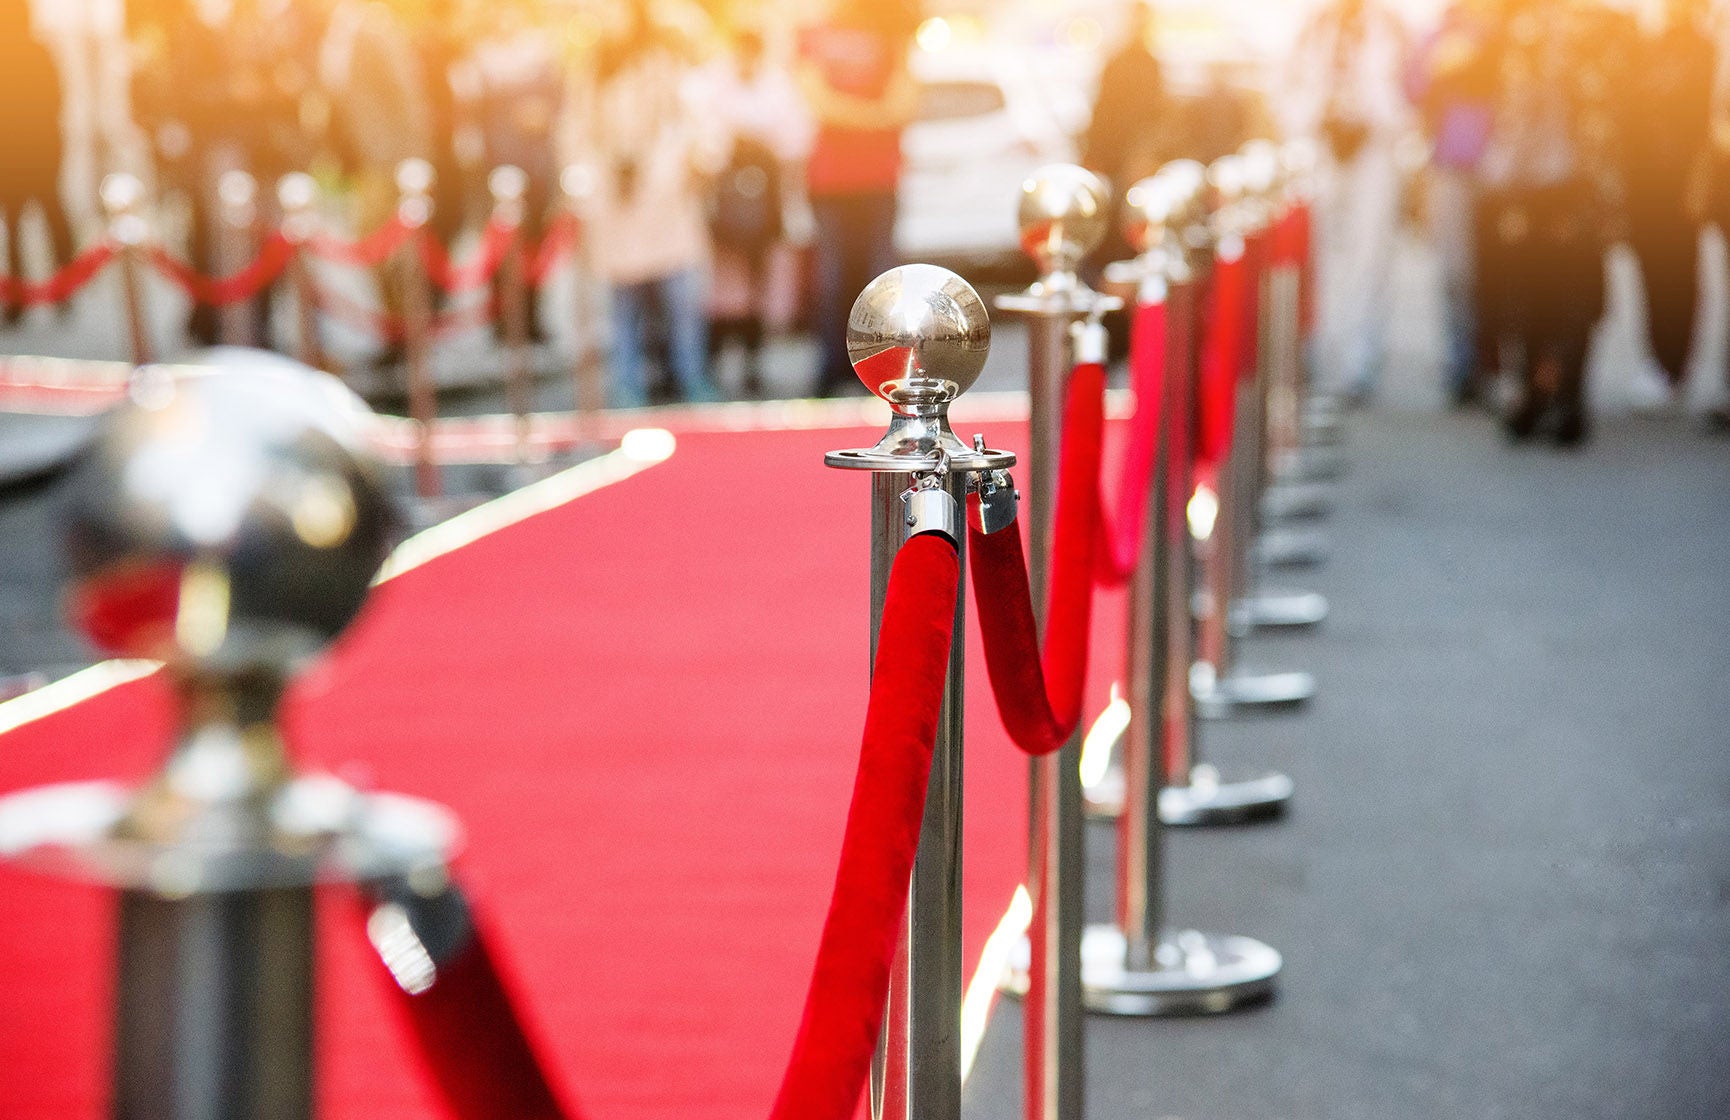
767,531,960,1120
968,361,1106,756
148,234,294,306
0,243,117,307
376,905,582,1120
308,215,415,267
1197,247,1251,473
527,212,581,288
1093,299,1167,586
418,221,515,295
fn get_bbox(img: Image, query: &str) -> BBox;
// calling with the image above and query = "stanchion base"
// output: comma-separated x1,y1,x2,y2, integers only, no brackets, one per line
1160,765,1293,825
1275,446,1346,484
1083,763,1125,820
1254,527,1329,569
1077,924,1280,1015
1231,590,1328,632
1193,668,1316,718
1260,482,1333,522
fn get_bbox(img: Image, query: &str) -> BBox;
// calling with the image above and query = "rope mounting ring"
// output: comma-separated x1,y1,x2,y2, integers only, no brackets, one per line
902,448,958,542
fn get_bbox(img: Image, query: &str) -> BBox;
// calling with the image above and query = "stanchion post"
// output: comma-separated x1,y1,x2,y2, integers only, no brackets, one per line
277,173,330,373
1189,153,1317,721
100,173,153,366
559,164,604,420
490,165,534,469
825,265,1015,1120
0,358,455,1119
1077,170,1281,1014
395,158,441,499
991,165,1118,1120
217,169,260,347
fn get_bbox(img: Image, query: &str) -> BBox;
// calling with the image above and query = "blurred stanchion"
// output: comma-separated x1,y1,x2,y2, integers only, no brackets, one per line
993,164,1118,1120
1191,153,1316,722
216,170,262,347
278,173,330,374
395,159,441,499
824,265,1014,1120
0,356,456,1120
490,166,534,472
559,165,604,421
1229,142,1329,635
100,173,153,366
1079,166,1281,1013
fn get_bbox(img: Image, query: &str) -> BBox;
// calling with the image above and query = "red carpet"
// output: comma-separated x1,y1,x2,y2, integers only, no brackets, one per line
0,418,1131,1120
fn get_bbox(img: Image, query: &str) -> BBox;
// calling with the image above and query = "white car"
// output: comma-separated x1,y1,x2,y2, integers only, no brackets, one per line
896,49,1084,269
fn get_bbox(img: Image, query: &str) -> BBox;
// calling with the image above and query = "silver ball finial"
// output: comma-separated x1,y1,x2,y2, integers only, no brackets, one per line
846,264,990,404
1016,164,1110,281
1123,176,1178,255
64,353,396,677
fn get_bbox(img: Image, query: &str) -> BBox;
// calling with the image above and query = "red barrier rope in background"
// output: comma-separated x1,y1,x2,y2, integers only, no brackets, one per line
1093,299,1168,587
528,213,581,288
148,234,294,307
0,244,117,308
418,221,515,295
309,216,415,268
767,531,960,1120
968,362,1106,756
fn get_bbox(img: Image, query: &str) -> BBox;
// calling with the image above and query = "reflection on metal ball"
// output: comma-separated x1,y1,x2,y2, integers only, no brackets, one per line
62,351,397,677
847,264,990,404
1016,164,1110,278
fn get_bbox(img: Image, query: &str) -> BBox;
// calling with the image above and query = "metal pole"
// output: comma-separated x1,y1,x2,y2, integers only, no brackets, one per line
825,264,1012,1120
991,163,1117,1120
277,174,329,374
1077,171,1280,1016
559,165,605,422
216,170,260,348
1190,155,1316,721
491,166,534,471
868,468,967,1120
100,174,153,366
395,159,440,500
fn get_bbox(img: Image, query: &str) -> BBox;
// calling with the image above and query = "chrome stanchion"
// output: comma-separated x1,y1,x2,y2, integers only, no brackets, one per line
825,265,1014,1120
1230,142,1329,635
0,355,456,1119
394,159,441,500
277,173,330,374
559,164,605,420
992,165,1117,1120
100,173,154,366
1191,154,1316,720
216,169,261,347
490,166,535,474
1082,162,1292,827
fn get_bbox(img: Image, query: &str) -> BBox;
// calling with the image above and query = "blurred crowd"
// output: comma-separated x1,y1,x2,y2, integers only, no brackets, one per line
2,0,1730,439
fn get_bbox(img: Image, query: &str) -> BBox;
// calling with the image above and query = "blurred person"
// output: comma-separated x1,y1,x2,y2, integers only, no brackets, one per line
0,2,75,327
1408,0,1502,406
704,25,814,397
576,0,723,408
798,0,919,397
1478,0,1607,447
1283,0,1413,405
1708,0,1730,428
464,0,564,341
1615,0,1714,392
318,0,435,367
1084,2,1172,246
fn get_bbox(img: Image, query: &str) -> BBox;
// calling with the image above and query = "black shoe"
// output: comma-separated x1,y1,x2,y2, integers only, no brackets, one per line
1504,397,1544,441
1552,410,1589,448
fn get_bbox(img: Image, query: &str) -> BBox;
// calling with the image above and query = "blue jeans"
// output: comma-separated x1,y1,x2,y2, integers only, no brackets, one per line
607,268,716,408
